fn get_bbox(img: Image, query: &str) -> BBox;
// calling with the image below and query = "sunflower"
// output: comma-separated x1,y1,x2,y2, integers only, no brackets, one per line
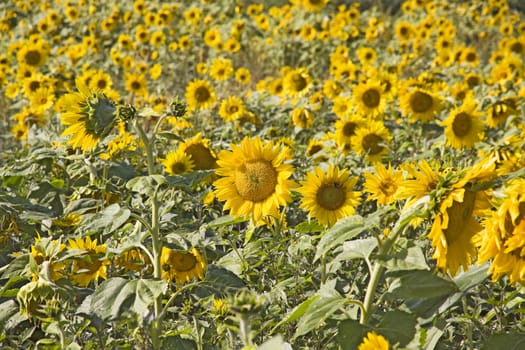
30,236,66,282
185,79,216,111
353,80,386,118
395,20,414,41
30,87,55,112
322,79,343,100
351,121,391,162
161,247,206,284
487,97,518,128
219,96,246,122
162,148,195,175
124,72,148,98
59,78,118,152
267,77,285,97
179,133,218,170
478,179,525,284
89,70,113,92
399,87,442,123
67,236,110,287
17,41,49,68
235,67,251,84
302,0,328,11
334,114,364,151
213,136,296,223
441,98,484,149
291,107,313,129
210,58,234,81
283,67,312,98
331,96,353,118
396,159,440,205
298,165,361,227
363,163,403,205
204,27,222,48
358,332,390,350
356,46,377,66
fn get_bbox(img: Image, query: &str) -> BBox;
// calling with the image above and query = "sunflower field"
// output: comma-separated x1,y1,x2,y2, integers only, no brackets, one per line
2,0,525,348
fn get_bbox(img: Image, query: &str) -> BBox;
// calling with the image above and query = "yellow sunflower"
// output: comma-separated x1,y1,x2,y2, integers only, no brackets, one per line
291,107,314,129
219,96,246,122
209,58,234,81
399,87,443,123
358,332,390,350
67,236,110,287
124,72,148,98
161,148,195,175
161,247,206,284
297,165,361,227
283,67,312,98
363,163,403,205
301,0,328,11
334,114,364,151
185,79,216,111
351,121,391,162
179,133,218,170
352,79,386,118
235,67,251,84
17,41,49,68
487,97,518,128
478,179,525,284
396,159,440,205
441,98,484,149
59,78,118,152
30,236,66,282
213,136,296,223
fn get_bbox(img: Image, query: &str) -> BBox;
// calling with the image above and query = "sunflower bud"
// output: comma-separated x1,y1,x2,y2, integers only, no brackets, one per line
228,289,267,316
116,103,137,121
170,97,187,117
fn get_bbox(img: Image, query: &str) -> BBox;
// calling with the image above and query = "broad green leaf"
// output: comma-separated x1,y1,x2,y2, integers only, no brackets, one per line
376,239,429,271
271,295,320,334
206,215,248,228
126,175,166,195
0,300,20,330
481,333,525,350
337,319,369,350
454,262,490,291
335,238,378,261
157,132,185,142
294,221,324,234
257,335,291,350
293,282,346,339
166,170,214,188
1,254,29,279
80,203,130,236
0,275,26,297
314,215,365,262
385,270,458,300
376,310,417,347
89,277,167,320
161,336,197,350
194,264,245,298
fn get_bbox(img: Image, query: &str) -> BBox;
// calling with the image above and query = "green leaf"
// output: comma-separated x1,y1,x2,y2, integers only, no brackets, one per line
194,264,245,298
293,281,346,339
257,335,290,350
314,215,365,262
335,238,378,261
376,310,417,347
337,319,369,350
376,239,429,271
0,300,20,330
126,175,166,196
161,336,197,350
481,333,525,350
0,275,26,297
271,294,320,334
1,254,29,279
166,170,214,188
206,215,248,228
294,221,324,234
80,203,131,236
89,277,167,320
157,132,185,142
385,270,458,300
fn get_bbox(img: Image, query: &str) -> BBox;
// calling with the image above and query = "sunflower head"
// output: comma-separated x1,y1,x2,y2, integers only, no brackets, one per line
161,247,207,284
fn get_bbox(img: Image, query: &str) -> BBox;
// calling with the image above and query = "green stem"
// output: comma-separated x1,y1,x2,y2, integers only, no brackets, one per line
239,314,252,347
133,118,155,176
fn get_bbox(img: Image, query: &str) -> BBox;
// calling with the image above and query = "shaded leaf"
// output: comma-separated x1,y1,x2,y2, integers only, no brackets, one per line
161,336,197,350
271,295,320,334
314,215,365,262
337,319,369,350
294,221,324,234
126,175,166,195
206,215,248,228
194,264,245,298
385,270,458,300
80,203,130,236
376,310,417,347
481,333,525,350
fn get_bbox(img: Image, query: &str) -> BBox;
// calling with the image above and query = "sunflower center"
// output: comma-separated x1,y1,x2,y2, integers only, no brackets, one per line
24,50,42,66
131,81,142,91
29,81,41,92
343,122,357,137
380,180,396,196
362,88,380,108
290,73,307,92
97,79,107,89
185,143,217,170
228,105,239,113
410,91,433,113
452,112,472,137
234,160,277,202
173,252,198,272
316,183,346,210
194,86,211,102
170,162,187,174
362,133,384,155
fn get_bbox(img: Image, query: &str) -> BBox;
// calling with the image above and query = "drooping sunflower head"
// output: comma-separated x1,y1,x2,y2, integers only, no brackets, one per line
59,78,118,153
161,246,207,284
161,148,195,175
297,165,361,227
185,79,216,111
351,121,391,162
179,133,217,170
441,98,484,149
213,136,297,224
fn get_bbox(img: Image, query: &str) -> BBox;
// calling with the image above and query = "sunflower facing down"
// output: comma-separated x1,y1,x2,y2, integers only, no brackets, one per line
441,98,484,149
478,179,525,284
161,246,206,284
297,165,361,227
59,78,118,152
213,137,296,224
